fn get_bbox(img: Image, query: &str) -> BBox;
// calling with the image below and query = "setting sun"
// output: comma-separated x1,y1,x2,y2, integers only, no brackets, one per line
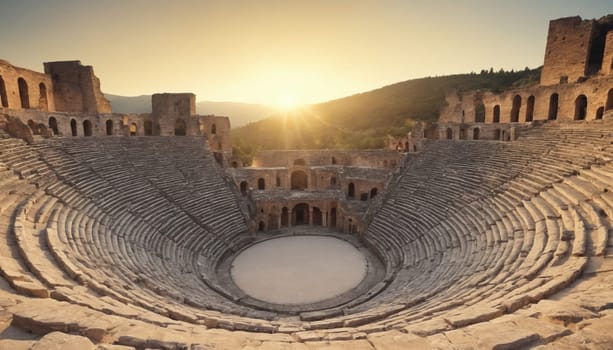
276,92,299,110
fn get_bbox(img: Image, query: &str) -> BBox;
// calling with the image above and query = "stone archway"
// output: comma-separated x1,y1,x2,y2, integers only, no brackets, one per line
293,203,309,225
290,170,308,190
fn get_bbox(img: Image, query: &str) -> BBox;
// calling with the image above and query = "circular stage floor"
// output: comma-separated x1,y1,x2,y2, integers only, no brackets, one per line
230,235,367,305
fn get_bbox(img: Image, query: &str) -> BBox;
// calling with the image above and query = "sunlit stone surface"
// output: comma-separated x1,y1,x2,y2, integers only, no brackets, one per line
230,235,367,305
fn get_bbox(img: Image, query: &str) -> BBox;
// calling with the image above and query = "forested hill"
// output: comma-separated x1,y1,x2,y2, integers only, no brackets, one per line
232,67,541,164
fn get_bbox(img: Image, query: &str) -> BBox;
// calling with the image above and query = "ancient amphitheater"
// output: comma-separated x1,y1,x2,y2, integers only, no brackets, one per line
0,14,612,350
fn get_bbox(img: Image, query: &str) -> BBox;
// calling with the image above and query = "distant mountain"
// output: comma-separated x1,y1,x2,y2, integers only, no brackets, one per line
231,67,542,164
104,94,278,127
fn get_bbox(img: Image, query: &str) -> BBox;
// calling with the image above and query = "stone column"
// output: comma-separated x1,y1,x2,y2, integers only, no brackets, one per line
309,207,313,226
288,208,292,228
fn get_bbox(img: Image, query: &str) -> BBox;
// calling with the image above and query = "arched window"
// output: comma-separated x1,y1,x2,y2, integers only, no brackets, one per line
211,124,217,134
70,119,77,136
474,102,485,123
330,176,337,186
175,119,186,136
130,123,137,136
106,120,113,135
290,170,308,190
548,94,558,120
18,78,29,108
596,107,604,120
473,128,480,140
459,128,467,140
510,95,521,122
258,221,265,232
257,178,265,190
0,76,8,107
525,95,535,122
607,88,613,111
574,95,587,120
144,120,153,136
240,181,248,195
38,83,48,110
493,105,500,123
83,120,92,136
293,158,306,166
370,188,378,198
446,128,453,139
276,176,281,186
348,182,355,199
331,157,337,164
48,117,59,135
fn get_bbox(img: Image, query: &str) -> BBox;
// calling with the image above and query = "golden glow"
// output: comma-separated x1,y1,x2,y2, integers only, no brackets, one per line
276,92,299,110
2,1,605,105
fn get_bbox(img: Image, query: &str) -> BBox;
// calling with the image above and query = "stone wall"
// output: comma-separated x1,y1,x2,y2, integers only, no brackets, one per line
252,149,401,168
43,61,111,114
602,30,613,75
440,75,613,125
540,16,595,86
0,59,54,111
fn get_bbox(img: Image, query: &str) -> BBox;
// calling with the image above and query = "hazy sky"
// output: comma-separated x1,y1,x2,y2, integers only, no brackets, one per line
1,0,612,106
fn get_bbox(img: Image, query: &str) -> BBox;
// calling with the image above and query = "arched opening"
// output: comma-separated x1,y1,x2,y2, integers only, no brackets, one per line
276,176,281,187
446,128,453,140
83,120,92,136
144,120,153,136
370,187,378,198
293,158,306,166
232,161,239,168
510,95,521,122
268,213,278,231
596,107,604,120
48,117,59,135
38,83,48,110
130,123,137,136
293,203,309,225
106,120,113,135
548,94,559,120
330,208,337,228
347,182,355,199
175,119,186,136
330,176,337,186
331,157,337,165
258,221,265,232
360,193,368,201
257,178,265,190
459,128,467,140
494,129,501,140
18,78,29,108
281,207,289,227
526,95,535,122
312,207,322,226
574,95,588,120
0,76,8,107
290,170,308,190
70,119,77,136
606,88,613,111
211,124,217,134
474,102,485,123
240,181,248,196
383,160,388,167
493,105,500,123
473,128,480,140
